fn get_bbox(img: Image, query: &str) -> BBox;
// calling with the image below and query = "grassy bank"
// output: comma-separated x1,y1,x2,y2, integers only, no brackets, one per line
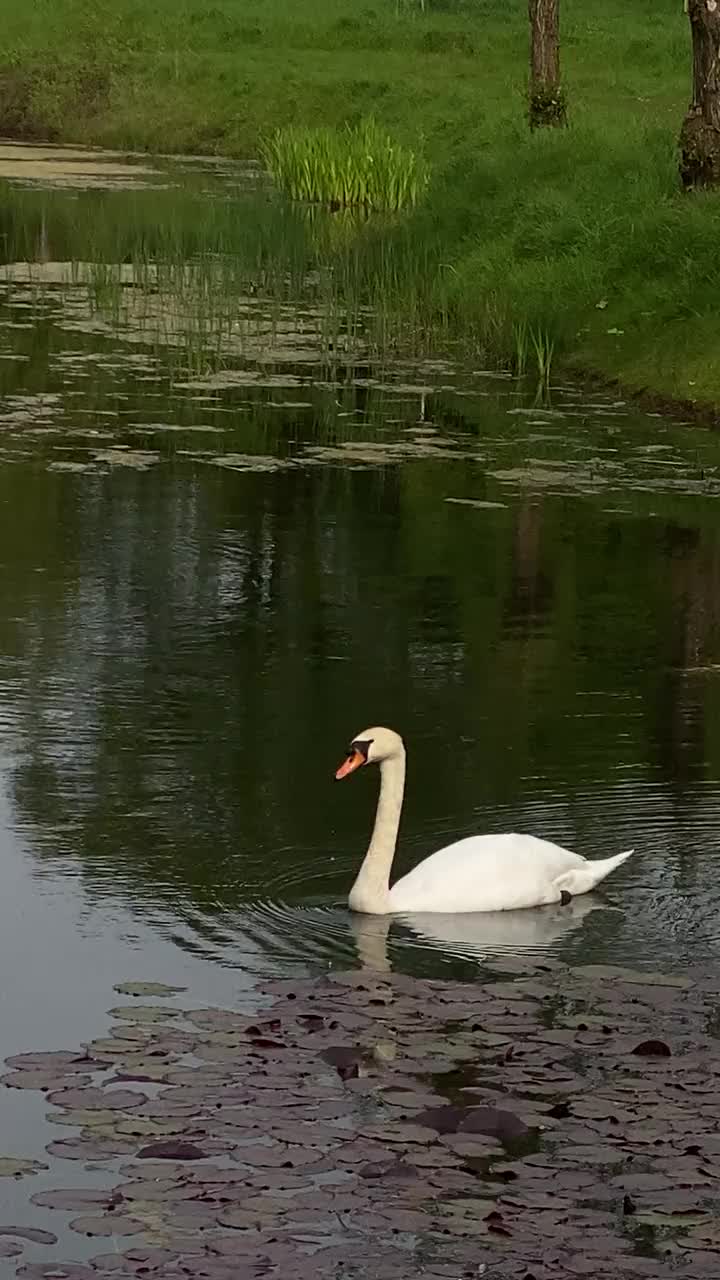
1,0,717,407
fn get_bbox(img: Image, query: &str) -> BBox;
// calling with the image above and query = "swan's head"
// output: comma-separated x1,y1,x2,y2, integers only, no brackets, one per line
335,726,404,780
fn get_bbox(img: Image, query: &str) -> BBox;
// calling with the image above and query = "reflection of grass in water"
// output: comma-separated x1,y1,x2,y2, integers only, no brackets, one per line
81,258,331,378
0,178,459,368
0,183,312,290
8,0,720,402
69,210,455,368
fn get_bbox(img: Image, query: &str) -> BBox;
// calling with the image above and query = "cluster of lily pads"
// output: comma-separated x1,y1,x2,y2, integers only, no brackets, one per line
1,963,720,1277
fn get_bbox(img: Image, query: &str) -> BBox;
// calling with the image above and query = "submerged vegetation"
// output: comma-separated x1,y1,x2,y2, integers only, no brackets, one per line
262,120,428,211
0,0,719,404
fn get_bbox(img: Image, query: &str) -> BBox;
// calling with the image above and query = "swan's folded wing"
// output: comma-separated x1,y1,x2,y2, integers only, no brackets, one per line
387,832,585,914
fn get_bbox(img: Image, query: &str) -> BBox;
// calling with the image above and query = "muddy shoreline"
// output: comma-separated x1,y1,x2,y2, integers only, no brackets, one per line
567,361,720,433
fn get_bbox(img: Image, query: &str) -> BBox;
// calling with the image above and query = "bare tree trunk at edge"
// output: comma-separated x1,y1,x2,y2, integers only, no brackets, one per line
679,0,720,188
528,0,566,130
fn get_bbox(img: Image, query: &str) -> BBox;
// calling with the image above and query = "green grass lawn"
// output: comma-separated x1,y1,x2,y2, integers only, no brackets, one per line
1,0,718,407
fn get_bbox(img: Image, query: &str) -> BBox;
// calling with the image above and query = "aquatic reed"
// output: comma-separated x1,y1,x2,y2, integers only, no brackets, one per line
8,0,720,400
513,319,529,376
262,120,428,212
531,327,555,398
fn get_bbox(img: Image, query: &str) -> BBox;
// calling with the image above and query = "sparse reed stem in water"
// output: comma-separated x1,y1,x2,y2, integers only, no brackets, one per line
531,327,554,398
513,320,529,375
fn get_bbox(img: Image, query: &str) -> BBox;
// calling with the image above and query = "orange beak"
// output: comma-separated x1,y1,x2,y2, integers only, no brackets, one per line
335,749,366,780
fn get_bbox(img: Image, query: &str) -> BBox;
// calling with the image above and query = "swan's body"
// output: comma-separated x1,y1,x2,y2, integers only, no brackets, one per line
336,727,634,916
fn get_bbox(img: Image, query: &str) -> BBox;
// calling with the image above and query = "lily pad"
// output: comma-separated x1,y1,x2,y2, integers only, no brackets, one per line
0,1227,57,1244
31,1189,118,1212
136,1140,208,1161
47,1087,147,1111
113,1117,182,1139
109,1006,181,1025
92,449,159,470
69,1215,143,1237
1,1071,92,1092
8,959,720,1279
16,1267,96,1280
633,1209,709,1227
0,1240,23,1257
444,497,508,510
108,1063,171,1083
46,1136,137,1160
6,1052,100,1073
631,1039,671,1057
113,983,187,999
0,1158,47,1178
46,1108,128,1129
88,1035,149,1055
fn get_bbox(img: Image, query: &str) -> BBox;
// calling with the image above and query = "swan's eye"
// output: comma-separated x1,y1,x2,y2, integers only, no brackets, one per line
336,741,370,780
351,738,372,761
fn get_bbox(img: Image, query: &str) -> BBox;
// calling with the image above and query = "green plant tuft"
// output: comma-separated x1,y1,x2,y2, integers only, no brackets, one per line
261,119,428,212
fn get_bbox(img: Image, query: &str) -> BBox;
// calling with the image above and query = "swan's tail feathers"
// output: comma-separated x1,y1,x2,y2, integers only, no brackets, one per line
555,848,634,898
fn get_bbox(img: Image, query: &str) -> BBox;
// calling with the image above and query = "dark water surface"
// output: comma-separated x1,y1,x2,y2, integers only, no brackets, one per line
0,141,719,1094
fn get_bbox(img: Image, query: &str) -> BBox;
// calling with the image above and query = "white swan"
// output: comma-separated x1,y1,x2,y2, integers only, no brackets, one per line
335,727,634,915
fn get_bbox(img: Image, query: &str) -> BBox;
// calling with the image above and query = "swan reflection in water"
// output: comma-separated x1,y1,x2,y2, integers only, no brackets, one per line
349,894,606,973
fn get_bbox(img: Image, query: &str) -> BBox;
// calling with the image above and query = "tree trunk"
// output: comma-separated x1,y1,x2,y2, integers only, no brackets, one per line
679,0,720,188
528,0,566,129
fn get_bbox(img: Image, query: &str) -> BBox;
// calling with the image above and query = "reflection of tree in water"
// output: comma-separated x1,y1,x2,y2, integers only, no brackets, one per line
504,496,554,630
2,455,720,926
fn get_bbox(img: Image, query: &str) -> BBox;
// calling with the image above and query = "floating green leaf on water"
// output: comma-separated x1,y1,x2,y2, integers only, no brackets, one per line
135,423,225,435
633,1210,709,1228
46,461,96,473
0,1228,57,1245
46,1108,126,1129
109,1006,181,1024
69,1214,143,1237
206,453,293,473
92,450,160,470
575,965,692,988
112,1117,183,1139
46,1135,137,1160
111,1063,174,1083
16,1265,97,1280
444,497,508,510
8,963,720,1275
87,1037,144,1056
6,1052,99,1073
31,1189,117,1211
0,1070,92,1091
0,1158,48,1178
137,1141,209,1161
113,982,187,999
47,1086,147,1110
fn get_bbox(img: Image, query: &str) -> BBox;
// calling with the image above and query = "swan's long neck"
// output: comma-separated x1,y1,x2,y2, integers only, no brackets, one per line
348,751,406,915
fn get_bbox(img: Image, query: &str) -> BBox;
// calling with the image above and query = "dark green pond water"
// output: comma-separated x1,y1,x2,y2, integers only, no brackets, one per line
0,142,719,1083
